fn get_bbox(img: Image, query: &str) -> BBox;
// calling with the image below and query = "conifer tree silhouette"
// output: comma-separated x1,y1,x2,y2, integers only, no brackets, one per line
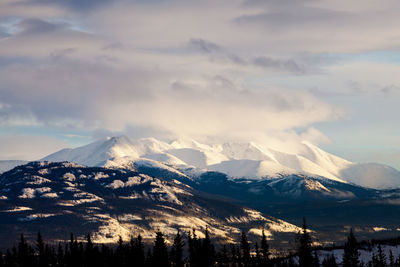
145,248,153,267
84,234,96,267
260,229,271,266
297,218,313,267
37,231,47,267
153,231,169,267
115,236,127,267
389,250,394,267
342,229,360,267
313,250,320,267
17,234,34,267
218,245,229,267
322,254,338,267
57,242,65,267
201,228,215,267
377,244,387,267
230,244,238,267
240,231,251,267
131,234,145,267
188,230,201,267
170,230,184,267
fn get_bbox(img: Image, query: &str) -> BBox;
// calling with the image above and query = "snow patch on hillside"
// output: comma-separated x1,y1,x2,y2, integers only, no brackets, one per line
1,206,32,212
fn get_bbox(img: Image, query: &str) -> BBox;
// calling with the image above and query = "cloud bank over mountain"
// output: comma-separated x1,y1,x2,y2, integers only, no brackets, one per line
0,0,399,166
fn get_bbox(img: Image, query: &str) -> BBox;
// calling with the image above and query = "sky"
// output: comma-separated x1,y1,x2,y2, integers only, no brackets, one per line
0,0,399,168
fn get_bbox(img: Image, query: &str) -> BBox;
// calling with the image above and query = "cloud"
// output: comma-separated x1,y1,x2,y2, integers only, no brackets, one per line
0,0,67,18
0,58,155,128
124,78,340,140
0,11,340,142
188,38,222,53
30,0,112,11
235,4,350,29
187,38,306,73
0,25,10,37
253,56,304,74
16,18,69,35
299,127,332,145
0,0,399,164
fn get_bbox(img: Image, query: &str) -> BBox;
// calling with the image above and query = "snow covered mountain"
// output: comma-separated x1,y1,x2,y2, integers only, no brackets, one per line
42,136,400,189
0,161,302,247
2,137,400,248
2,161,400,248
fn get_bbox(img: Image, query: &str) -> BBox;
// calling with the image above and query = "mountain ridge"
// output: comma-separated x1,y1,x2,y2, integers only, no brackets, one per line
0,161,304,247
40,136,400,189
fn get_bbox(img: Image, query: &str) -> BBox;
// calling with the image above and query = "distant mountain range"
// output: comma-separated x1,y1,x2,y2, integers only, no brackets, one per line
1,136,400,248
40,136,400,189
0,160,28,173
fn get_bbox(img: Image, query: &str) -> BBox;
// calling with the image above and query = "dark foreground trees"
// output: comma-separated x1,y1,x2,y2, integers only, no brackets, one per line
2,226,400,267
0,230,271,267
342,229,360,267
297,218,313,267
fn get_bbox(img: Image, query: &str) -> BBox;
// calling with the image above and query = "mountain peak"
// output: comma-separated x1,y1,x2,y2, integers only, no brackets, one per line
107,135,131,144
39,136,400,189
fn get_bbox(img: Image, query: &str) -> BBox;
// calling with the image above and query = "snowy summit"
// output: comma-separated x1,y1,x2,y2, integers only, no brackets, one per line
41,136,400,189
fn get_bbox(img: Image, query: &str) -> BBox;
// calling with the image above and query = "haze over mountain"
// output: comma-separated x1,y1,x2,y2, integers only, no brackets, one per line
41,136,400,189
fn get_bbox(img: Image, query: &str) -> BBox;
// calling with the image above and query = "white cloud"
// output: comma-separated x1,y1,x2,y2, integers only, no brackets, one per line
0,0,399,161
0,7,343,144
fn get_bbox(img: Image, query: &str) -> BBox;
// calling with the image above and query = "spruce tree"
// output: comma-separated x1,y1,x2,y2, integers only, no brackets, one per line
5,248,15,267
287,256,296,267
389,250,394,267
132,234,145,267
188,230,196,267
188,230,201,267
57,242,64,267
115,235,126,267
220,245,229,267
50,246,57,267
371,252,379,267
153,231,169,267
101,244,113,267
322,254,338,267
145,248,153,267
201,228,215,267
236,245,242,266
37,231,47,267
171,231,184,267
396,251,400,267
297,218,313,267
260,229,271,266
17,234,34,267
240,231,251,267
342,229,360,267
230,244,238,267
84,234,95,267
255,242,260,266
68,233,80,267
313,250,320,267
377,244,387,267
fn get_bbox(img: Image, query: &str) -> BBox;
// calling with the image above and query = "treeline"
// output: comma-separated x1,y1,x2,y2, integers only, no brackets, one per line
1,221,400,267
